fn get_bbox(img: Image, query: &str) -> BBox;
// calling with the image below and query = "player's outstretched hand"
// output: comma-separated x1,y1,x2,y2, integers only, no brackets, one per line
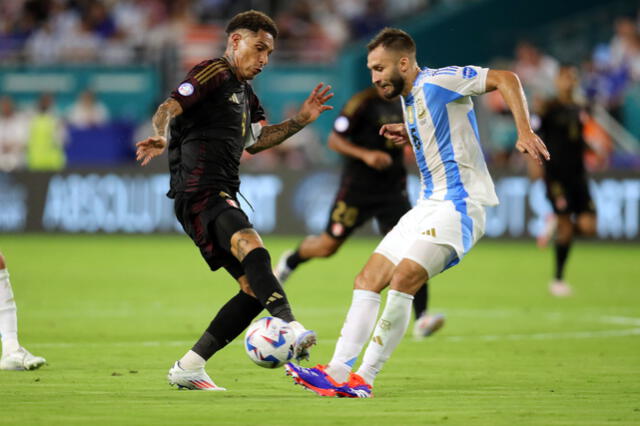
295,83,334,126
515,130,550,165
136,136,168,166
363,150,393,170
379,123,409,145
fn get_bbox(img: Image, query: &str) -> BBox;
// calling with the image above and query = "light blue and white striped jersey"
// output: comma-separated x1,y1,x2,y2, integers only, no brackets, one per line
402,65,499,206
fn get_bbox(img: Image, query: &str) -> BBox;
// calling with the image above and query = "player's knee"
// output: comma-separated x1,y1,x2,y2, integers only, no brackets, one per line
0,253,5,270
556,217,573,243
390,263,428,295
354,269,379,292
231,228,264,261
578,214,597,237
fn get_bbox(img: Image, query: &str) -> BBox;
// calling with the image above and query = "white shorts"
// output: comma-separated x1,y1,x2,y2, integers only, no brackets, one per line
374,198,486,278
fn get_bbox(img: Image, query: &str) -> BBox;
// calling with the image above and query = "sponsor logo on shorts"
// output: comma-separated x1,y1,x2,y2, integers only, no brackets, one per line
421,228,437,237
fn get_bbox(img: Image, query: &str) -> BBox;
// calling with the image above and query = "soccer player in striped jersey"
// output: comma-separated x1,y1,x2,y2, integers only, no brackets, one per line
274,86,445,339
136,10,333,391
285,27,549,398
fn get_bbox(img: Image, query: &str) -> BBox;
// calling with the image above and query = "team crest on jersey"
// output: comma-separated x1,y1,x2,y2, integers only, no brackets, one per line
416,98,426,120
406,106,414,124
178,82,194,96
228,93,240,104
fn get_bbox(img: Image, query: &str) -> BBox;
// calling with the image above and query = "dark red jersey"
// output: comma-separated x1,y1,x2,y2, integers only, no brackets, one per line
167,57,265,198
333,87,406,195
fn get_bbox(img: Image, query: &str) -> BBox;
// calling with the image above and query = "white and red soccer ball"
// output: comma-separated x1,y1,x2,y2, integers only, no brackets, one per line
244,317,295,368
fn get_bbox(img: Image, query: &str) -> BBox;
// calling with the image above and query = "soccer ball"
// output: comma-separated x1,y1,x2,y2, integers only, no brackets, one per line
244,317,295,368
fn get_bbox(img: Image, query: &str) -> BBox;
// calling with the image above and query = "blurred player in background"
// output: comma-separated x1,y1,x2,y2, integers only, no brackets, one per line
285,28,549,398
0,252,46,371
274,86,444,339
534,65,597,297
135,10,333,391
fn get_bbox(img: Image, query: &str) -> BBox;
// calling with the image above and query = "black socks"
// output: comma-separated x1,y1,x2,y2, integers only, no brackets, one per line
286,249,308,270
192,290,264,360
241,248,295,322
554,243,570,280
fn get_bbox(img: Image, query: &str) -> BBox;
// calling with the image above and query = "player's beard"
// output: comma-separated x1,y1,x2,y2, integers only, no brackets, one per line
384,70,405,99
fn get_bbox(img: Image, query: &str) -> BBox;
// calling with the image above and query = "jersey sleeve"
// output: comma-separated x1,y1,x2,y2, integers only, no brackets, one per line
332,90,371,140
170,60,231,112
431,65,489,97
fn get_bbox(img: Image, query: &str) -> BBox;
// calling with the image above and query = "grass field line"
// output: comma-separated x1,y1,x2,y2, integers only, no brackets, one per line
31,327,640,349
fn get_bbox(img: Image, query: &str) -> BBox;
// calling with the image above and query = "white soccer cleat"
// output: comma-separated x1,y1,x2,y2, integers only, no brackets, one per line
167,361,226,391
549,279,572,297
287,321,317,362
413,313,446,339
0,347,46,371
274,250,294,284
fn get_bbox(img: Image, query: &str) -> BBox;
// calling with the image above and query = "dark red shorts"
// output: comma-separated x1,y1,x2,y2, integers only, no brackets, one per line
174,190,252,279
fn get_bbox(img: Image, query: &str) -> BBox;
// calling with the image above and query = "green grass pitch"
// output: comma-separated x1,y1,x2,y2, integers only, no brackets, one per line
0,234,639,425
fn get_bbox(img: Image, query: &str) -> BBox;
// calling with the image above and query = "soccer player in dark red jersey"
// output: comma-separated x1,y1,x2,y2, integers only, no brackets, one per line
534,65,597,297
136,10,333,391
274,86,444,339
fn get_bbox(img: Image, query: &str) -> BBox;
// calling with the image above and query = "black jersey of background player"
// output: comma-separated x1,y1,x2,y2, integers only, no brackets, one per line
538,100,587,181
333,87,406,194
167,57,265,198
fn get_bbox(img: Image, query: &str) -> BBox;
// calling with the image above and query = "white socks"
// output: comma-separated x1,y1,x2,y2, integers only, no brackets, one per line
326,289,381,383
356,290,413,386
179,350,206,370
0,269,20,356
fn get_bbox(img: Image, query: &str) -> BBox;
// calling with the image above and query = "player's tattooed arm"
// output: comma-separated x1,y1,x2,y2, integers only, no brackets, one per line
247,83,334,154
247,118,305,154
136,98,183,166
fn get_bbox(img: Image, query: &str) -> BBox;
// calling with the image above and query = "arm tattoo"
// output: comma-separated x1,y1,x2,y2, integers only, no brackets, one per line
246,118,304,154
152,98,182,139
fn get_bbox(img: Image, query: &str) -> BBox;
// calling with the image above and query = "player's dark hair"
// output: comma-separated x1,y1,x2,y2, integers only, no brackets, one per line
367,27,416,54
226,10,278,39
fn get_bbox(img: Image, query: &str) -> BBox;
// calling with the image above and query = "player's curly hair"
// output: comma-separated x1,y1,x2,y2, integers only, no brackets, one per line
367,28,416,54
226,10,278,39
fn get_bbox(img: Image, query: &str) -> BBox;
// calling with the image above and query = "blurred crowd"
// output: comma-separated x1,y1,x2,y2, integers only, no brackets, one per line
482,13,640,172
0,0,458,65
0,90,110,172
1,1,639,173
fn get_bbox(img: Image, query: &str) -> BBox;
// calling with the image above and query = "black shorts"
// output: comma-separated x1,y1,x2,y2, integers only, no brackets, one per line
325,187,411,239
174,190,252,279
545,177,596,215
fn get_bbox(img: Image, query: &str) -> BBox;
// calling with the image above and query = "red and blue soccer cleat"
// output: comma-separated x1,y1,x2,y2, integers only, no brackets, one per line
284,363,345,397
337,372,373,398
284,363,373,398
